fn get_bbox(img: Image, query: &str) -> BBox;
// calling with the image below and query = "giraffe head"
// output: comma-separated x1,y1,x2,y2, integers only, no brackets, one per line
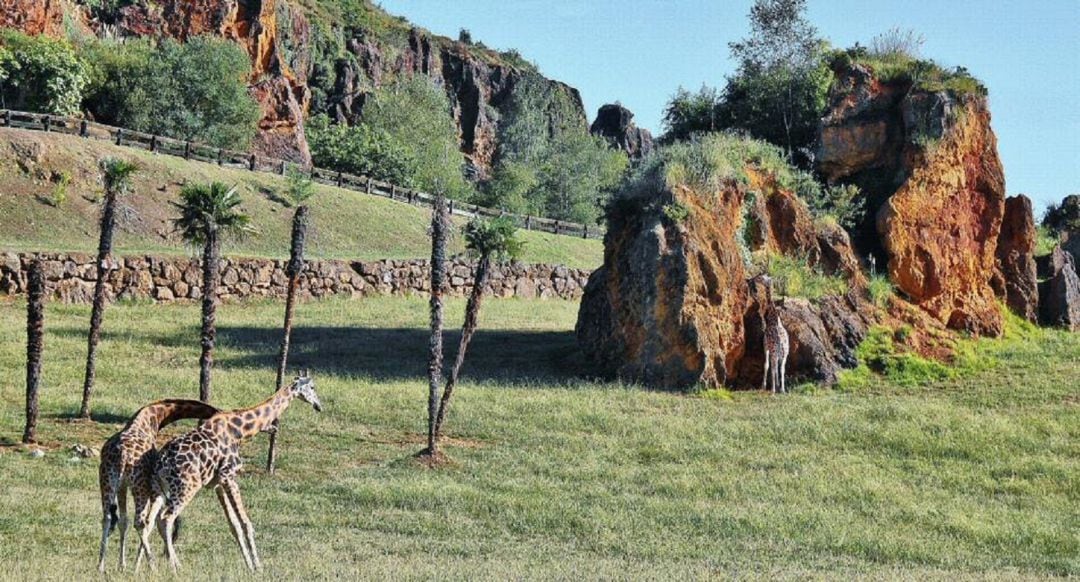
290,371,323,413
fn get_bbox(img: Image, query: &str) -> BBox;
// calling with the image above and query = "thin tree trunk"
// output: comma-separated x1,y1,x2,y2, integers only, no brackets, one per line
433,253,491,440
425,195,450,456
267,205,308,474
23,259,44,444
198,228,220,403
79,190,118,419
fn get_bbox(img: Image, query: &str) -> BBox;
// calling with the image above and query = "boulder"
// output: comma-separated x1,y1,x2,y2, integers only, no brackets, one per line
817,64,1006,336
990,195,1039,321
1038,246,1080,331
590,103,654,160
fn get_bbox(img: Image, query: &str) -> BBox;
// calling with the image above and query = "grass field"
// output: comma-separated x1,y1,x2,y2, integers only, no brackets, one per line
0,128,602,269
0,296,1077,580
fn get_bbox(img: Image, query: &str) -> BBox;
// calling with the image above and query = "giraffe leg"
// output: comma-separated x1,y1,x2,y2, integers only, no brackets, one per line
762,348,770,392
117,482,130,570
222,480,261,571
780,353,788,394
771,356,779,394
135,495,164,573
157,488,196,573
216,484,255,572
97,475,119,573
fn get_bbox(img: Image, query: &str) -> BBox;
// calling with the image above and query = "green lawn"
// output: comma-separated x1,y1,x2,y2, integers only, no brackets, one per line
0,128,602,269
0,296,1076,580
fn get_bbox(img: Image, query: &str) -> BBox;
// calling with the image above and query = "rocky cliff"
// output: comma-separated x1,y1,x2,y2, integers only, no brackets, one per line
0,0,590,175
577,150,873,390
590,103,654,161
817,63,1007,336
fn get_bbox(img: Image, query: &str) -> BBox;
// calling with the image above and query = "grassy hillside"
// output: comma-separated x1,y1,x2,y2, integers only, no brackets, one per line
0,128,602,269
0,296,1077,578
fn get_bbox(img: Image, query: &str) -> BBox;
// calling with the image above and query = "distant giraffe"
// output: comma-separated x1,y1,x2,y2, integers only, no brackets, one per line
97,399,219,572
757,275,790,394
138,374,323,573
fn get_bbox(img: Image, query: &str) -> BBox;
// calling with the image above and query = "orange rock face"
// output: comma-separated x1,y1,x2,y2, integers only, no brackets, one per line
0,0,64,36
818,65,1007,336
878,97,1005,335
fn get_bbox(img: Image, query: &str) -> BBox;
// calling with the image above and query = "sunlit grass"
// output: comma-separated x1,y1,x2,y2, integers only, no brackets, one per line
0,296,1076,579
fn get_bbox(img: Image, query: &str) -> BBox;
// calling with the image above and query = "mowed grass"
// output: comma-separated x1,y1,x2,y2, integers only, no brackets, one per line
0,128,602,269
0,296,1077,580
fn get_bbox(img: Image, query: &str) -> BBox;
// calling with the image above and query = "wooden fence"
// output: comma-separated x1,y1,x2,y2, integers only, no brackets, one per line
0,109,603,240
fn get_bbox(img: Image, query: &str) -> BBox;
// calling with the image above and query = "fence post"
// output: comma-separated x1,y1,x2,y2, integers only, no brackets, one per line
115,128,123,146
249,153,257,171
525,215,532,230
390,185,396,200
1,110,9,126
449,199,455,215
365,177,372,193
150,135,157,152
217,148,224,166
554,220,560,235
408,190,414,204
583,224,588,239
184,141,191,160
279,160,286,175
43,116,50,133
80,119,88,137
336,171,343,188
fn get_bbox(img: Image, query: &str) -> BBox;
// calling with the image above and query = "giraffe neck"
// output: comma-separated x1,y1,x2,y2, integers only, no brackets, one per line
129,400,220,432
229,386,295,440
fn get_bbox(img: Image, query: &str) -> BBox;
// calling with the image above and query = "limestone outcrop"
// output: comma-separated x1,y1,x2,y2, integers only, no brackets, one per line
817,64,1006,336
1038,246,1080,331
991,195,1039,321
590,104,654,160
0,253,590,304
577,161,871,390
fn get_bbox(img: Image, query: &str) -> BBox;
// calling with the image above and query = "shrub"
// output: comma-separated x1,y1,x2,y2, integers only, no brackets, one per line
867,274,895,308
1042,195,1080,237
81,36,261,149
660,86,722,143
662,201,691,224
837,326,953,390
802,183,866,229
0,30,88,115
762,253,848,302
49,171,72,208
309,78,472,199
869,27,924,60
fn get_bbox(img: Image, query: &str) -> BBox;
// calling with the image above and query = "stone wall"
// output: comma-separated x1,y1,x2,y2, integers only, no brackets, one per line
0,253,591,303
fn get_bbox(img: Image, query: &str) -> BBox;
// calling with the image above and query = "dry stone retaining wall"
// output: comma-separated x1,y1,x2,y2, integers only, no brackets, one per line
0,253,591,303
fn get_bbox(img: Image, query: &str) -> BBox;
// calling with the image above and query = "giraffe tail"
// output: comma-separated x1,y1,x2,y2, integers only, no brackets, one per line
172,516,182,544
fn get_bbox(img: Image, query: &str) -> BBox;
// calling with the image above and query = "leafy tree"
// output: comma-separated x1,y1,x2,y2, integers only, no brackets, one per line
489,73,628,223
82,36,260,149
266,173,315,473
308,77,471,199
661,86,723,143
172,183,252,402
433,217,522,443
0,30,88,115
80,158,138,419
718,0,830,160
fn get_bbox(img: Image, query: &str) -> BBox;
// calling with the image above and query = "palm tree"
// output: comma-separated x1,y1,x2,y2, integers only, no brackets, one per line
267,169,315,473
23,259,44,444
79,158,138,419
172,182,252,402
433,217,522,442
423,194,451,457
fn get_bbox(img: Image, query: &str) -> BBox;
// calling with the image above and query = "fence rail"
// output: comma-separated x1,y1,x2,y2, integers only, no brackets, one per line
0,109,604,240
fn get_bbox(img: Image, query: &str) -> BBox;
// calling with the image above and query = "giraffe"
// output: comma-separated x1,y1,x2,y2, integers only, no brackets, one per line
757,275,790,394
139,373,323,573
97,399,220,572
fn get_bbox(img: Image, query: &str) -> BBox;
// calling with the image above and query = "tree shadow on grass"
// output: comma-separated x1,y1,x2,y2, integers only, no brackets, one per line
215,325,587,384
49,411,131,424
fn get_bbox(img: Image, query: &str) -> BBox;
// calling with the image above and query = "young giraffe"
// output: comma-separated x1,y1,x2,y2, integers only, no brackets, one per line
97,399,220,572
139,374,323,573
758,275,790,394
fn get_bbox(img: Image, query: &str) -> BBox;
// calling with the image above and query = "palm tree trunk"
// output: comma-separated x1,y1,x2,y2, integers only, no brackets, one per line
267,205,308,473
23,259,44,444
198,228,220,403
79,191,118,419
425,195,450,456
434,253,491,440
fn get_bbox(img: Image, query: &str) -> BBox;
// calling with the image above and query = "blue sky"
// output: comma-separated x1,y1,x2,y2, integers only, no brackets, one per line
380,0,1079,212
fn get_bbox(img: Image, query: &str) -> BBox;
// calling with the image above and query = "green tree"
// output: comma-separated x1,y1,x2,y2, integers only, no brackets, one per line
661,86,723,143
80,158,139,419
423,194,451,458
306,113,412,185
433,217,522,444
266,172,315,473
0,30,87,115
719,0,830,159
82,36,260,149
172,183,252,402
